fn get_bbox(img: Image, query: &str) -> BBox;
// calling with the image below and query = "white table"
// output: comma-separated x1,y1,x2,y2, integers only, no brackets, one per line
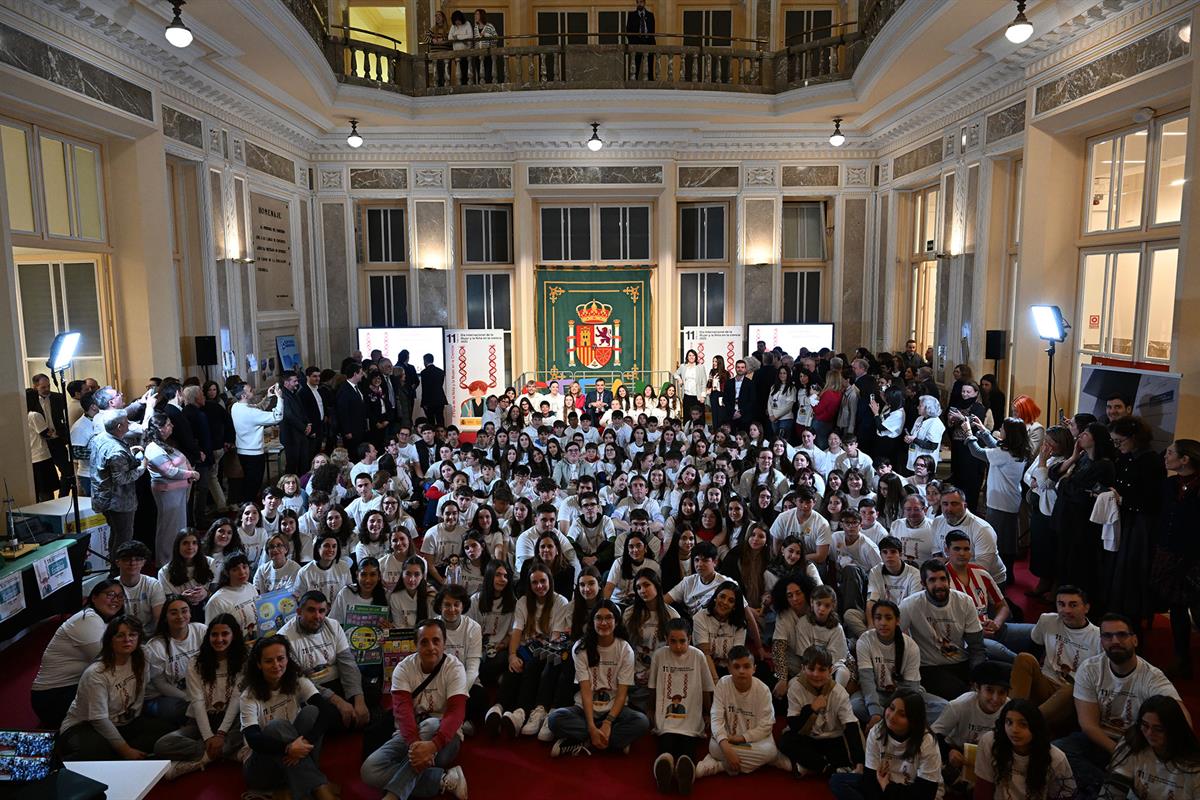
63,760,171,800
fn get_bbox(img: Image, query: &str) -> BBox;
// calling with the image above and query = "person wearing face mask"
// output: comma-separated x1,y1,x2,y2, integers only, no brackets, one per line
279,591,368,733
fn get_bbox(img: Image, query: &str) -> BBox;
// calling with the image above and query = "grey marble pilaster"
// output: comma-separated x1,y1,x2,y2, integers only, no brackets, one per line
322,203,353,359
414,201,446,268
450,167,512,189
162,106,203,148
875,194,889,348
744,264,773,325
986,101,1026,143
840,198,867,349
893,139,943,179
417,269,449,326
782,165,839,187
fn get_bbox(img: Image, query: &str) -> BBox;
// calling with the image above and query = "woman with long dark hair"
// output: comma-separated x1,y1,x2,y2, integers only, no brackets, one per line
158,528,215,614
965,416,1033,581
153,614,247,778
388,555,433,628
471,560,518,703
623,569,679,709
30,578,127,728
238,636,339,800
205,553,259,639
203,517,243,584
544,599,650,755
719,522,771,612
59,616,175,760
693,581,750,679
1023,426,1073,599
144,595,206,723
1100,694,1200,799
1153,439,1200,678
975,698,1075,800
1051,422,1117,600
707,355,729,427
829,689,941,800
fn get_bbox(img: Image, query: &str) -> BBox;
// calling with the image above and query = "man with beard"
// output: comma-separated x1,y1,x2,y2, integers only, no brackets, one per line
931,485,1006,585
279,591,369,732
1056,613,1187,795
899,559,985,700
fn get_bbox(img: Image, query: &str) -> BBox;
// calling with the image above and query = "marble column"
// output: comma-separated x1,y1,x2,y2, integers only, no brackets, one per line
1171,5,1200,438
321,202,353,360
108,131,182,391
840,197,868,351
0,126,35,505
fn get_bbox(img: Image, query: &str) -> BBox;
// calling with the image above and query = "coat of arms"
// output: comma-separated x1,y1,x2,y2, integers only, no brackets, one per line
567,299,622,369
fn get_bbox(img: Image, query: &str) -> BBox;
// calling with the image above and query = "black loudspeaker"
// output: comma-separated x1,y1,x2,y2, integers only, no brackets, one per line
985,330,1007,361
195,335,218,366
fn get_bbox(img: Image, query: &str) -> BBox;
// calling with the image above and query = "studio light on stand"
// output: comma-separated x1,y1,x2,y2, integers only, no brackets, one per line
45,331,83,551
1030,305,1069,425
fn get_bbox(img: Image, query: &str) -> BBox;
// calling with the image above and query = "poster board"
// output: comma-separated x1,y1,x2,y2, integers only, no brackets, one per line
343,604,389,666
382,628,417,685
682,326,743,376
747,323,835,356
445,329,506,430
276,335,302,372
1077,364,1180,452
255,588,298,639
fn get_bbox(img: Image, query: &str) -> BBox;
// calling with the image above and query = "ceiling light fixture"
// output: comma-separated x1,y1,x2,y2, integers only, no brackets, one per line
829,117,846,147
586,122,604,152
164,0,193,48
1005,1,1033,44
346,119,363,148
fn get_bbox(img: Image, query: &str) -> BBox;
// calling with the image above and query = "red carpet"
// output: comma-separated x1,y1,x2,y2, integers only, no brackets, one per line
4,559,1197,800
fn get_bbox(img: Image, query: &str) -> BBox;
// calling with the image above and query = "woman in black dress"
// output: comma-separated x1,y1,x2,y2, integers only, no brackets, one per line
1049,422,1116,601
1151,438,1200,678
1103,416,1165,630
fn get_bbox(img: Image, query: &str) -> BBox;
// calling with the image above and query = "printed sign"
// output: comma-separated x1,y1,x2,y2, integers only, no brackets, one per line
343,604,389,666
382,628,417,685
33,548,72,599
0,573,25,623
255,588,298,638
446,329,506,430
682,326,743,376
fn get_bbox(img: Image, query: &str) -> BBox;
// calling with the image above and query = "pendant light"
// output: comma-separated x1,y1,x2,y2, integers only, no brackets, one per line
346,119,363,148
1005,1,1033,44
586,122,604,151
164,0,193,48
829,117,846,147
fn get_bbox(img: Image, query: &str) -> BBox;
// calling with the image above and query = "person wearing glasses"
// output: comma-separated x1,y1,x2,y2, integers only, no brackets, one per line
1055,614,1188,797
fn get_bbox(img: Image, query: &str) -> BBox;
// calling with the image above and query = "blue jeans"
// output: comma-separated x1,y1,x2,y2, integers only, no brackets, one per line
547,705,649,751
361,717,460,800
1053,730,1110,799
985,621,1036,663
829,771,869,799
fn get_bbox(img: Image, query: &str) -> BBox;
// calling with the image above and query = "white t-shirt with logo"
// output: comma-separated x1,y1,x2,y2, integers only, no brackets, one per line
786,678,857,740
692,609,746,670
889,518,937,564
648,645,714,737
1030,613,1102,688
60,661,143,733
279,617,351,687
624,605,680,686
120,574,166,630
572,639,636,715
206,583,260,640
899,590,983,667
239,677,319,730
391,651,468,718
974,730,1075,800
144,622,207,697
1073,655,1181,740
867,564,923,604
864,729,943,797
1105,741,1200,800
931,690,1000,748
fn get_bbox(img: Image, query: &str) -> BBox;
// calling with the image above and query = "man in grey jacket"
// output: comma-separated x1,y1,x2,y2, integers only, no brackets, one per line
89,409,147,552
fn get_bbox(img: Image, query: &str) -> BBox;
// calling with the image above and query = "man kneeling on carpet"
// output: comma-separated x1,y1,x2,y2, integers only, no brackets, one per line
362,618,468,800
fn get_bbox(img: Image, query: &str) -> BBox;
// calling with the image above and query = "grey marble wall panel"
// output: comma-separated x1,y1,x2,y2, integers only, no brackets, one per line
744,264,773,325
417,269,449,326
350,168,409,190
527,166,664,185
245,142,295,183
450,167,512,189
986,101,1026,143
1036,21,1190,115
782,165,839,187
744,198,775,265
415,201,446,268
893,139,944,179
300,200,316,357
840,198,867,349
679,166,739,188
0,22,153,120
322,203,352,359
961,253,975,346
162,105,203,148
875,195,888,346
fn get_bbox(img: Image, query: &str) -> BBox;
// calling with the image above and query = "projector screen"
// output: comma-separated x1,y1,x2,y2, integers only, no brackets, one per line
357,327,446,369
747,323,835,356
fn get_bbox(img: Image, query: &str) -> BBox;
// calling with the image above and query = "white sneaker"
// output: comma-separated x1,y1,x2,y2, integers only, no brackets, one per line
537,714,555,742
550,739,592,758
164,758,206,781
484,704,503,737
771,752,794,772
440,766,468,800
693,755,723,779
521,706,547,736
501,708,525,738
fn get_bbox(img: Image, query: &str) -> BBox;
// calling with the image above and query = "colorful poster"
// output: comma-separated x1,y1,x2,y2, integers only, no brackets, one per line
255,589,298,638
682,326,743,376
33,547,72,600
64,510,109,575
343,604,389,666
276,335,302,371
381,628,417,684
536,267,653,386
0,572,25,623
445,329,506,430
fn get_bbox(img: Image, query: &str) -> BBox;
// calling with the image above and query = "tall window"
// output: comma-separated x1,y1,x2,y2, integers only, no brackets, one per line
16,259,107,385
782,271,821,323
463,205,512,264
599,206,651,261
0,120,105,243
679,272,725,328
365,207,407,263
368,274,409,327
465,273,513,385
782,201,827,322
908,185,939,355
783,7,835,46
678,203,727,263
539,204,653,263
360,203,409,325
1077,112,1185,369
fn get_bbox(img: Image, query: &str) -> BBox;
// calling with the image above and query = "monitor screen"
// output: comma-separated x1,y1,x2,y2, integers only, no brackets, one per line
747,323,835,356
357,327,446,369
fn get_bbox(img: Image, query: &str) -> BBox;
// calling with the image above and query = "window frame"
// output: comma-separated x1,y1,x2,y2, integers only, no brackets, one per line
1083,112,1187,237
678,269,728,329
781,268,823,324
781,200,829,263
360,203,410,267
461,203,514,266
677,201,730,265
366,271,411,328
461,270,515,387
1150,109,1188,229
536,202,655,265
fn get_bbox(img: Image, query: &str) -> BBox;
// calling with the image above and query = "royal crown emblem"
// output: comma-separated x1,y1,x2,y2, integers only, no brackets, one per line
568,298,622,370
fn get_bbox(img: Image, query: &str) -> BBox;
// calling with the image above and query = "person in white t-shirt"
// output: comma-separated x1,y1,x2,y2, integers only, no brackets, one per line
278,591,368,732
435,584,485,725
693,647,792,778
1057,613,1186,796
844,536,922,639
113,540,166,631
546,599,649,756
360,619,469,800
1100,693,1200,800
239,636,338,800
1009,584,1102,734
974,698,1076,800
931,660,1012,790
900,559,986,701
649,619,715,794
831,508,883,572
890,494,937,564
778,645,865,776
828,688,943,799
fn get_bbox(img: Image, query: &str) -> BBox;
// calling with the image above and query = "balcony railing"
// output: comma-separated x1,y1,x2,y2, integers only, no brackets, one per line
290,3,905,96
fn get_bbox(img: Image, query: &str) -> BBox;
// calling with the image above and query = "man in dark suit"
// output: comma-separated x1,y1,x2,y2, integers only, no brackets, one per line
397,350,419,407
584,378,614,419
723,359,757,431
278,371,310,476
625,0,655,80
28,374,71,494
851,357,879,455
336,363,368,451
300,366,328,467
419,353,448,427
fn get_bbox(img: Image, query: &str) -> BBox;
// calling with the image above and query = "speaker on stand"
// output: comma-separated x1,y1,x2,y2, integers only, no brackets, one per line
196,335,218,382
985,330,1007,382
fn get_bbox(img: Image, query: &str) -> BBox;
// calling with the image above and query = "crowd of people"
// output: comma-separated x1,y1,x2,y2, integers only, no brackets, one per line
21,337,1200,800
